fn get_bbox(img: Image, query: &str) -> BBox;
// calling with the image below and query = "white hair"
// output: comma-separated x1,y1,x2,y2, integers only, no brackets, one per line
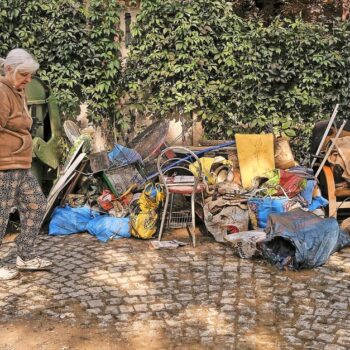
0,48,39,76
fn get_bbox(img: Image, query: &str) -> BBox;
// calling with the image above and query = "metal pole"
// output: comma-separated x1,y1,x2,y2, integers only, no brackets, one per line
311,104,339,168
145,141,236,182
315,120,346,178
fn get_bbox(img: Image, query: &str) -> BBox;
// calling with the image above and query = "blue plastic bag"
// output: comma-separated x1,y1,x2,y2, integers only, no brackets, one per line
308,196,329,211
49,205,101,235
299,180,316,205
86,216,131,242
248,197,299,229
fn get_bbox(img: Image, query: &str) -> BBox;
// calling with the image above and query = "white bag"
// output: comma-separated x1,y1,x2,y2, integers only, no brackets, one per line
224,231,266,259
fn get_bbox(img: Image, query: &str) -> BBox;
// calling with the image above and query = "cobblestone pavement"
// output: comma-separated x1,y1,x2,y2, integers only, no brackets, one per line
1,233,350,349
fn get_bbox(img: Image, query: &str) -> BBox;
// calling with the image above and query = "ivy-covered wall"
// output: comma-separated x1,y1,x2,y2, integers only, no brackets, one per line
122,0,350,159
0,0,121,120
1,0,350,161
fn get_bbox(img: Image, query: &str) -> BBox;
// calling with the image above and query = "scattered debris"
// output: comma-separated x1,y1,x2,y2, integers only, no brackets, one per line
44,107,350,270
149,240,187,250
224,231,266,259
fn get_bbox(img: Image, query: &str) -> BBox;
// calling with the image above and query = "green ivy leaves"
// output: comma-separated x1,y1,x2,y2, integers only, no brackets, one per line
122,0,350,161
2,0,350,163
0,0,121,122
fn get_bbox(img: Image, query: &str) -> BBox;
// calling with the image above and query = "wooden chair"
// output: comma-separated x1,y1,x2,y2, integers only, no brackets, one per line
319,165,350,218
311,120,350,218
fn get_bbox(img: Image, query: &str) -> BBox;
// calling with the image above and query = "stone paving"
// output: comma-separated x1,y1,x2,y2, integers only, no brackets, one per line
1,233,350,349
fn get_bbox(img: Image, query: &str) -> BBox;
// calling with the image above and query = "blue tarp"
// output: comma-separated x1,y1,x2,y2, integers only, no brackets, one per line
262,209,350,269
299,179,316,205
248,197,291,229
86,216,131,242
49,205,100,235
298,179,329,211
49,205,130,242
308,196,329,211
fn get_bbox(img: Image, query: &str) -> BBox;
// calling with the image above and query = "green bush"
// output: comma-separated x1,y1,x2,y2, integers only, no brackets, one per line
0,0,121,120
123,0,350,161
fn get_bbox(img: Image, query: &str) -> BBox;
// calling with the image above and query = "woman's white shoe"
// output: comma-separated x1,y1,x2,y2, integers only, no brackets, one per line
0,266,19,280
16,256,52,271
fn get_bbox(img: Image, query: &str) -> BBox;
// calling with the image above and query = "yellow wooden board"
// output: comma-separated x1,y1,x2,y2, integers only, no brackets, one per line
235,134,275,188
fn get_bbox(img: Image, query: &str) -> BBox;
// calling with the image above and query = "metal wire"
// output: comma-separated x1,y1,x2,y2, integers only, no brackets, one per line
329,196,350,218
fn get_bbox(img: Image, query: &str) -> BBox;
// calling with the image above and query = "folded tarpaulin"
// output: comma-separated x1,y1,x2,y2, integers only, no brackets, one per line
86,216,131,242
49,205,131,242
49,205,101,235
262,208,350,270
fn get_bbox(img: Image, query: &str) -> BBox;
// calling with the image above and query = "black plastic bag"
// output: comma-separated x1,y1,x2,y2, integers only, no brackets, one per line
262,209,350,270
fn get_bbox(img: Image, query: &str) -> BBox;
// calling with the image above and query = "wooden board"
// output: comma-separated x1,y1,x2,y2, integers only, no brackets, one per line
43,153,86,222
235,134,275,188
60,160,88,206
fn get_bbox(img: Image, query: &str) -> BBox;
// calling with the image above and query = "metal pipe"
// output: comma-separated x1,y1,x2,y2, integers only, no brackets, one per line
145,141,236,182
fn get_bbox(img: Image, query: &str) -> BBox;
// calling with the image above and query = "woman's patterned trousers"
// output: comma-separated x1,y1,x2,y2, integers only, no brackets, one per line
0,169,47,261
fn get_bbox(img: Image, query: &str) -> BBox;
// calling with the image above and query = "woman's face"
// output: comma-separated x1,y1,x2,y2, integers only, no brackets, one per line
6,67,32,89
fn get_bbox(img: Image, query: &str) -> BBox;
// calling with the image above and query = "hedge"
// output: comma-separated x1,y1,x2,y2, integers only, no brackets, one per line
122,0,350,160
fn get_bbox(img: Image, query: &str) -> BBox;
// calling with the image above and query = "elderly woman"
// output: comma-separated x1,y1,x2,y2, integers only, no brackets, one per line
0,48,52,280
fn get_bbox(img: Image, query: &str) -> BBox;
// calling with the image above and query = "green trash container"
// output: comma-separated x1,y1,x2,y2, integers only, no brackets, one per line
25,77,62,193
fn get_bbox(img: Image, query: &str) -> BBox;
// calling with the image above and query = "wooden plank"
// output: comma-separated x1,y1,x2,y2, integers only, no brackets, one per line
43,153,86,222
60,160,88,206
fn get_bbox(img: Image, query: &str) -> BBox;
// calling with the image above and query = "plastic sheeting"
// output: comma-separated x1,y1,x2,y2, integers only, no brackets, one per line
298,179,329,211
86,216,131,242
49,205,130,242
262,209,350,270
247,197,301,229
49,205,100,235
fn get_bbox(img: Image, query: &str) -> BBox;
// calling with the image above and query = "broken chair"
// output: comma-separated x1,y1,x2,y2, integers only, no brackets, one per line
311,119,350,218
157,146,206,245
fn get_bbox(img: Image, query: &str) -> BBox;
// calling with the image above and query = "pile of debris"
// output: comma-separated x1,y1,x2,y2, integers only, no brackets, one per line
46,110,350,270
47,117,169,242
